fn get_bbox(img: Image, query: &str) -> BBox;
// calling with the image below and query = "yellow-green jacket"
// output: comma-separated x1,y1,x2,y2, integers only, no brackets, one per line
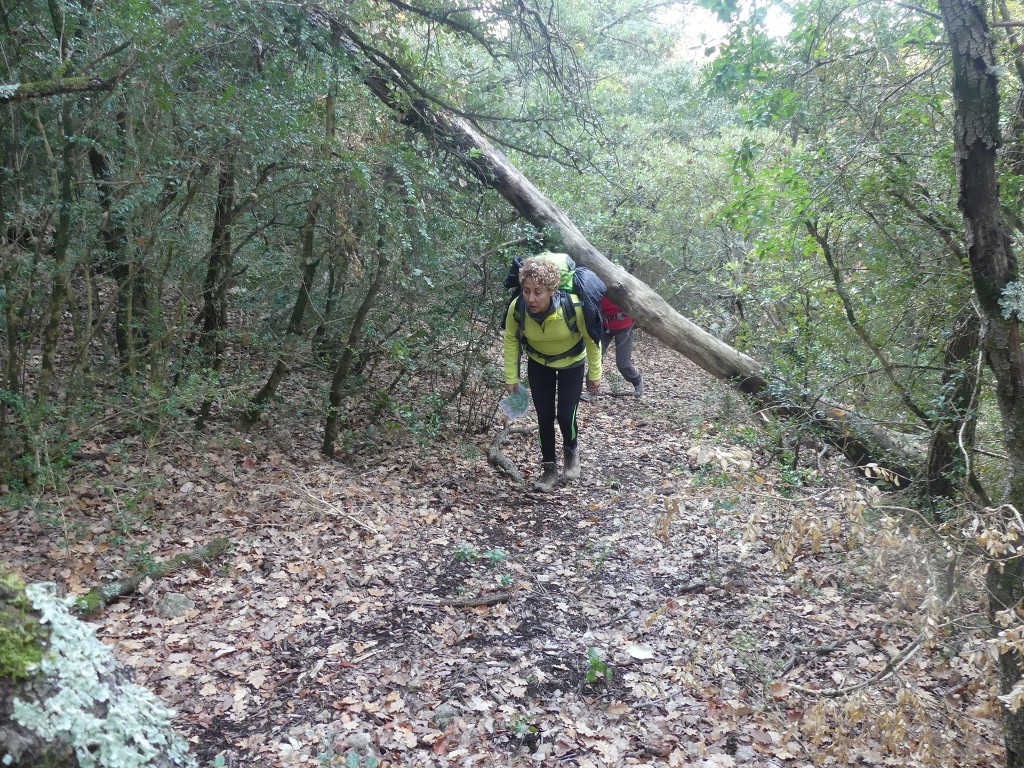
504,292,602,386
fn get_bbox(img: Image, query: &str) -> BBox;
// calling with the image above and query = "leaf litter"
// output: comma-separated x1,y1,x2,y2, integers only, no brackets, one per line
1,337,1003,767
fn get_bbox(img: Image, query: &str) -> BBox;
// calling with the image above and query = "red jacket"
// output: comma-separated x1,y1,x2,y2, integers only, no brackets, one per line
601,296,634,332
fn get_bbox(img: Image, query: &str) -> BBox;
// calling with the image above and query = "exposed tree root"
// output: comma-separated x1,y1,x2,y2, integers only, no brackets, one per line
487,425,534,482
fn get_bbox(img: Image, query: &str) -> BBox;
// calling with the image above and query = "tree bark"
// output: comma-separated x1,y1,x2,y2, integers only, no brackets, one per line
242,192,321,427
322,243,390,458
313,203,361,362
88,131,151,371
939,0,1024,764
36,103,74,407
923,307,982,506
0,76,113,103
198,160,236,366
195,156,237,429
487,424,533,482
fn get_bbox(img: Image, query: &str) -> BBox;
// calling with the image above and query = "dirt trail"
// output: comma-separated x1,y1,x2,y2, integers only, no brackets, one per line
2,337,1002,767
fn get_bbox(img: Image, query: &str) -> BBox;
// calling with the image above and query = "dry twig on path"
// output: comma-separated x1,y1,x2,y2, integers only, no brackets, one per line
407,592,513,608
785,630,931,697
297,477,380,534
776,632,872,677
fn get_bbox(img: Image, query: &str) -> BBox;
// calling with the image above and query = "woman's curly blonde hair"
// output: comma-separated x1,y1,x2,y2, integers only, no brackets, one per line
518,256,562,291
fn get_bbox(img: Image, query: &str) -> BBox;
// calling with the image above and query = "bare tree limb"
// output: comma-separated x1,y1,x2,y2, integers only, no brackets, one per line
807,218,932,424
0,77,113,103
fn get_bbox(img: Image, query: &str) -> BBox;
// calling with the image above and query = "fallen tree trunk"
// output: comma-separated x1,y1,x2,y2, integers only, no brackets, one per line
327,14,917,484
406,126,915,479
74,537,230,616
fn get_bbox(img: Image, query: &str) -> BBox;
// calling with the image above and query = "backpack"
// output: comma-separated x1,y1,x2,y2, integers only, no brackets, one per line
504,252,607,348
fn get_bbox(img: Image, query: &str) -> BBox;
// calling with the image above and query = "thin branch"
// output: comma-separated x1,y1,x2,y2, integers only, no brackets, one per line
383,0,498,54
807,218,931,425
307,4,593,168
74,537,231,615
891,1,944,21
407,592,513,608
596,1,676,34
960,344,992,505
777,633,872,677
786,630,930,697
886,187,965,264
296,478,381,534
321,7,575,124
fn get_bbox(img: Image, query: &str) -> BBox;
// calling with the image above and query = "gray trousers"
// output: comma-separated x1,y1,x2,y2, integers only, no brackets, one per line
602,327,641,385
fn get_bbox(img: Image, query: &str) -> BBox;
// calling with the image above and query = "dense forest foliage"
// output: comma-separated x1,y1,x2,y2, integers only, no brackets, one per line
4,0,1024,763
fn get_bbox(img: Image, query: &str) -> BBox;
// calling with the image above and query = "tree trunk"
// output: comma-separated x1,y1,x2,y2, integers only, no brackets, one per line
195,156,237,429
88,129,151,372
0,100,36,483
313,207,361,362
243,83,338,426
323,243,390,458
922,307,982,506
312,258,339,359
36,103,74,407
998,0,1024,228
939,0,1024,764
242,192,321,427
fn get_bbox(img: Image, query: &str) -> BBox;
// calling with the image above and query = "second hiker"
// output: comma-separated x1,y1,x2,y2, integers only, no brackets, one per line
504,255,602,490
600,295,644,396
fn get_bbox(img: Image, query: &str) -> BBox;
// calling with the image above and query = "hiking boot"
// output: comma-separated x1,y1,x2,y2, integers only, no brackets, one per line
533,462,559,491
579,390,591,402
563,446,581,481
633,376,645,397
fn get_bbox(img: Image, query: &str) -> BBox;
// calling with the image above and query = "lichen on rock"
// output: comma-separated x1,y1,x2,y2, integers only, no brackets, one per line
3,582,195,768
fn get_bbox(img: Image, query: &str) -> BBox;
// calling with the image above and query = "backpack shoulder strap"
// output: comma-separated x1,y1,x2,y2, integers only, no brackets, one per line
513,294,526,339
562,291,581,336
517,291,578,335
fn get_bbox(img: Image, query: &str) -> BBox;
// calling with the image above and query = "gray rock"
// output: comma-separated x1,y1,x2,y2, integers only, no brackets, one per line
431,702,459,729
157,592,195,618
344,732,375,752
735,745,758,762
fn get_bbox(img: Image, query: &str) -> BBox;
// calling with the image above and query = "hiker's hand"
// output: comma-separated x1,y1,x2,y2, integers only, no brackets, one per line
506,383,521,395
586,378,601,394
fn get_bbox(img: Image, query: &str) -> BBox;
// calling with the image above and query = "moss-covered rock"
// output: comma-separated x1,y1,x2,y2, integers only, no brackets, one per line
0,578,195,767
0,568,46,681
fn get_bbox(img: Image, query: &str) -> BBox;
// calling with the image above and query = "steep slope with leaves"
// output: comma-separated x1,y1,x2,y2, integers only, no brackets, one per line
2,339,1002,767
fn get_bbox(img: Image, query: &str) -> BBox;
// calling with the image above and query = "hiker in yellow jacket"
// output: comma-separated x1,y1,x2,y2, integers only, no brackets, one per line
504,256,602,490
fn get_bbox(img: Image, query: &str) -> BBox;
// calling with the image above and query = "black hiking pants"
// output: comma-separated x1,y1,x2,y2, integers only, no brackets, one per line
527,358,584,464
